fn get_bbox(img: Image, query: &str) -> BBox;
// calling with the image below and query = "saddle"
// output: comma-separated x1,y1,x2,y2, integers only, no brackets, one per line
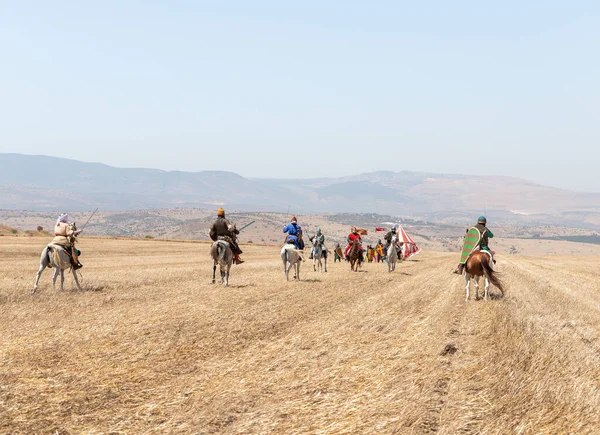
216,236,232,247
47,244,74,270
475,248,496,267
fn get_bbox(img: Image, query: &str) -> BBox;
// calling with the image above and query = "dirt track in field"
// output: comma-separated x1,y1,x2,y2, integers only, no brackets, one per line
1,237,600,434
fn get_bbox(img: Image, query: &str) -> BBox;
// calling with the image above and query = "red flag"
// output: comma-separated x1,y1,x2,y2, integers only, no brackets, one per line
375,227,387,232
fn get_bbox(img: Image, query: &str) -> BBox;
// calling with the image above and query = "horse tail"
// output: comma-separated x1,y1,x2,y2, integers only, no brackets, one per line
210,242,220,261
482,259,504,295
219,244,229,262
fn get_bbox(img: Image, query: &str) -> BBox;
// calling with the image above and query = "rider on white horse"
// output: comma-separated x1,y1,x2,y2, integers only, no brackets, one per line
209,207,244,264
384,226,398,250
309,228,325,260
51,213,83,269
283,216,304,250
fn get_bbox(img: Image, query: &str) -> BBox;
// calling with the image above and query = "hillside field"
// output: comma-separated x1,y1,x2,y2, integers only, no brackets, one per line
1,237,600,433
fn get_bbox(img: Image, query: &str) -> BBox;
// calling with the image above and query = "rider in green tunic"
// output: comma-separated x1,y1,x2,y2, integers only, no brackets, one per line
454,216,494,274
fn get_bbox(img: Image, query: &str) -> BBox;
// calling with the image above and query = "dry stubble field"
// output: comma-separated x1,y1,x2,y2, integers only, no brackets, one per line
1,237,600,434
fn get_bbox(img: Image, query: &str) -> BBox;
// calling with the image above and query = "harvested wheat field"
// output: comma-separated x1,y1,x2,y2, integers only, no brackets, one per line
2,237,600,434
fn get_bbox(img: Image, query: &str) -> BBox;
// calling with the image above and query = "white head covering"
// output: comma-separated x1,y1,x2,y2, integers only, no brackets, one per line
57,213,69,225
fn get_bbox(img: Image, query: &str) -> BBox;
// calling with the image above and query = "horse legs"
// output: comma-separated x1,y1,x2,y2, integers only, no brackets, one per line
474,276,480,300
296,261,300,280
52,267,61,291
465,273,470,301
324,255,327,272
484,277,490,300
212,261,217,284
223,264,230,287
32,263,47,294
52,268,66,292
283,256,292,281
71,268,82,291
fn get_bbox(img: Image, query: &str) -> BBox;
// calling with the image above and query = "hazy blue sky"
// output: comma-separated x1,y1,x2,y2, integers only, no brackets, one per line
1,1,599,191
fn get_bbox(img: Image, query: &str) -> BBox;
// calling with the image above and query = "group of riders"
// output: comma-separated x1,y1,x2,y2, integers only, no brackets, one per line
209,210,414,264
48,207,494,274
209,210,494,271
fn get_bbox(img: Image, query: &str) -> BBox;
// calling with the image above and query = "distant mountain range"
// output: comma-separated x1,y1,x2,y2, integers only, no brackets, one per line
1,153,599,226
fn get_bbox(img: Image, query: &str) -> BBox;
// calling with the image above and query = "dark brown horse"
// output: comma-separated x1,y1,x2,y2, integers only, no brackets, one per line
464,250,504,301
349,238,363,272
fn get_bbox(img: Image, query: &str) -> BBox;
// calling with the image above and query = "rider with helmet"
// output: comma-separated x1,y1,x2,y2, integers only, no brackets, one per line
209,207,244,264
309,228,325,259
454,216,494,274
384,226,398,250
283,216,304,250
344,226,363,260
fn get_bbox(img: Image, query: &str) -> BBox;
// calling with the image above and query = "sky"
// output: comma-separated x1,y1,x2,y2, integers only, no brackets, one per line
1,1,599,191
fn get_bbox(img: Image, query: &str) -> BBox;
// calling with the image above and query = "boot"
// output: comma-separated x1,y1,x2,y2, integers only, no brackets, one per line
453,263,465,274
234,253,244,265
72,248,83,269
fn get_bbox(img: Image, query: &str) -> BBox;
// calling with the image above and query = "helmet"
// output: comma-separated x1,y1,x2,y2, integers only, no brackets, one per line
217,207,225,216
317,228,321,233
391,226,397,232
477,216,487,224
291,216,297,223
352,226,357,232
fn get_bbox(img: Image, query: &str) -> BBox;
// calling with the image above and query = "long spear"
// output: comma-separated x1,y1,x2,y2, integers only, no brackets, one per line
80,208,99,231
238,220,255,232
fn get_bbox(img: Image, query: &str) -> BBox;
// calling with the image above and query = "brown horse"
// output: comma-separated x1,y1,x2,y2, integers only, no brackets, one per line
349,239,363,272
464,250,504,301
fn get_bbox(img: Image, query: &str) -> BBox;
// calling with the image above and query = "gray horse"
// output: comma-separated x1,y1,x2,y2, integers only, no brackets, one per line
387,234,399,273
281,243,303,281
211,240,233,287
32,244,82,294
311,236,328,272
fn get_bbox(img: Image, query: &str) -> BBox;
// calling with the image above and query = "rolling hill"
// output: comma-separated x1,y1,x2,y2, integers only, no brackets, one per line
2,153,600,227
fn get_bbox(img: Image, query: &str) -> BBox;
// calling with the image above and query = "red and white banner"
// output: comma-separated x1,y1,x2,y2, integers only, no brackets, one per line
397,225,422,259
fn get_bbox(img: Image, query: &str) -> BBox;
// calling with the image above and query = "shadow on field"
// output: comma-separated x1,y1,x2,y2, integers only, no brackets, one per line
70,285,105,293
300,278,322,283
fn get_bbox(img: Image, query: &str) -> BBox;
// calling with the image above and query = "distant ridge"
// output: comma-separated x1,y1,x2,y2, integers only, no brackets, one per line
1,154,599,225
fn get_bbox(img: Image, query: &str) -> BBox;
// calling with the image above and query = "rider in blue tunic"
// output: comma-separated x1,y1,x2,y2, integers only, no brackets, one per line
283,216,304,250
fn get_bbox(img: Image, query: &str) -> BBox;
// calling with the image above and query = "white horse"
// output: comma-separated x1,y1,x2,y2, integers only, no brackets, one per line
281,243,304,281
387,235,399,272
32,244,82,294
311,237,327,273
211,240,233,287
